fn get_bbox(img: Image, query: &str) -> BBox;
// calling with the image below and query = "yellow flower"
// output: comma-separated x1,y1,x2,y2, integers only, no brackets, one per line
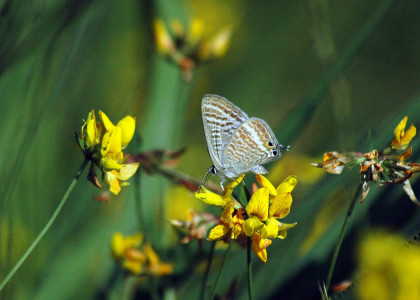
357,230,420,300
99,111,136,170
111,233,172,276
198,26,233,60
245,175,297,262
195,174,244,207
251,233,272,263
152,18,233,81
104,163,140,195
153,19,175,56
144,243,173,276
77,110,139,195
111,232,145,274
208,201,244,241
243,188,269,236
391,116,416,150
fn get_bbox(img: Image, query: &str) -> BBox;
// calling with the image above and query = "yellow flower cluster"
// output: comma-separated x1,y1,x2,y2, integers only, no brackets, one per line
196,174,297,263
78,110,139,195
153,18,232,80
111,232,173,276
357,231,420,300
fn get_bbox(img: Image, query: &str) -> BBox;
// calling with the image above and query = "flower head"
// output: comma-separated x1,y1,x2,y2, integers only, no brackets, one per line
153,18,233,81
357,230,420,300
77,110,139,195
312,116,420,205
111,232,172,276
390,116,416,151
196,174,297,263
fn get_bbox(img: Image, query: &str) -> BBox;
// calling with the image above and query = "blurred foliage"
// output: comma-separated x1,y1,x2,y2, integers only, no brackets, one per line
1,0,420,299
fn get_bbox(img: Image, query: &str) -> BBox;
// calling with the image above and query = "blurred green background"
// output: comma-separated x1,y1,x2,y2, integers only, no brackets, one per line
1,0,420,299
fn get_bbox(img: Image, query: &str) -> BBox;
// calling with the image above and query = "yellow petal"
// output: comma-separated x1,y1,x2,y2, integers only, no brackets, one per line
101,126,122,156
255,174,277,196
199,26,232,60
86,110,98,148
117,115,135,149
153,19,175,55
195,186,227,207
265,218,279,239
104,171,121,195
269,193,292,218
220,201,235,224
277,222,297,239
391,116,417,150
117,163,140,180
276,175,298,194
125,233,143,248
251,233,272,263
101,157,123,171
224,174,245,198
188,18,204,46
246,188,269,221
98,110,114,131
243,216,264,237
111,232,126,259
207,225,229,241
123,259,143,275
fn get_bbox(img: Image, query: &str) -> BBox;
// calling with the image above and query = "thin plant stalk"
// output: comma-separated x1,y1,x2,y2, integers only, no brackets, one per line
199,241,216,300
325,183,362,292
210,240,233,300
0,158,89,292
247,237,253,300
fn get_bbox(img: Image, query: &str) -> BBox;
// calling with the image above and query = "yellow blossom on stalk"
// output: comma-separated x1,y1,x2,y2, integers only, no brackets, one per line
77,110,139,195
244,175,297,262
144,244,173,276
390,116,416,151
152,17,233,81
111,232,172,276
196,174,297,263
111,232,145,274
357,230,420,300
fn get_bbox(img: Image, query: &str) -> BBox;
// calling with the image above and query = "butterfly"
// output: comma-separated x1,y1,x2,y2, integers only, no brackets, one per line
201,94,288,187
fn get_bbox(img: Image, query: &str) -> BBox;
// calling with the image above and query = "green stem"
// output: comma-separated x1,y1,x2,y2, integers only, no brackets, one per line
0,158,89,292
325,183,362,292
247,237,253,300
210,240,233,300
199,241,216,300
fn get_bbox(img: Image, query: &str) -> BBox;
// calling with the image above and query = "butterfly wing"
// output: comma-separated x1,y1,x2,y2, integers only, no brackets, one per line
222,118,281,177
201,94,249,170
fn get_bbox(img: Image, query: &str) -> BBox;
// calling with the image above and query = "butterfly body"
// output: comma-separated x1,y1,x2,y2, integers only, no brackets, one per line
201,94,286,186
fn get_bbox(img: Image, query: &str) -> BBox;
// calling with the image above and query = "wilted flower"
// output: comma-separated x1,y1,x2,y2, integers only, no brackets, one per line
312,116,420,204
77,110,140,195
170,209,218,245
153,18,232,81
196,174,297,263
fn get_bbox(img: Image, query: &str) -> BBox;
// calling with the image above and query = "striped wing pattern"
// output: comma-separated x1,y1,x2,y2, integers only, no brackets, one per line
201,94,249,170
223,118,281,177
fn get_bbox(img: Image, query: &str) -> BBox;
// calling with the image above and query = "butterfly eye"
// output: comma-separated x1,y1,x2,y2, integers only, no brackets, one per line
267,141,275,147
272,149,278,156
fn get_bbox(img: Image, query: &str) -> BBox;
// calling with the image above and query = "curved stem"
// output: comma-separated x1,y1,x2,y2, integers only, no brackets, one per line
210,240,233,300
199,241,216,300
247,237,253,300
0,158,89,292
325,183,362,292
